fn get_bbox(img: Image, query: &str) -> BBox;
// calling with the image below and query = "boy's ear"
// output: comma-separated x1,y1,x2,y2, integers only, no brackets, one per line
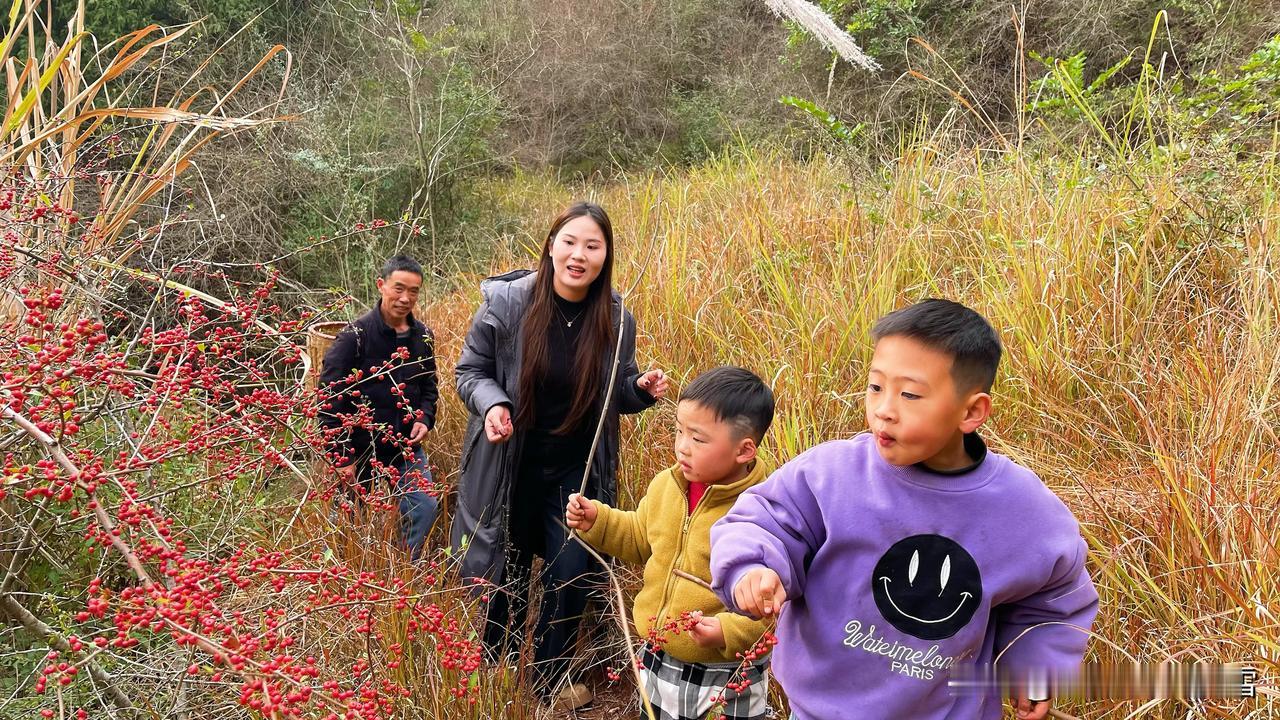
735,435,759,465
959,391,992,434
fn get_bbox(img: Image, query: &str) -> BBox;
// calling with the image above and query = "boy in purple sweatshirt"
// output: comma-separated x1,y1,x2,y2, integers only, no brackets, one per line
710,299,1098,720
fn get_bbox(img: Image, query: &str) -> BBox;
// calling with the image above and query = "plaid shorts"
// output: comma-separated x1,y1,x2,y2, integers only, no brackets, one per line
637,644,771,720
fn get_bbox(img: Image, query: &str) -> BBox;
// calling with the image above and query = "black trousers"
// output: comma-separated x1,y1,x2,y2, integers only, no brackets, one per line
483,449,602,695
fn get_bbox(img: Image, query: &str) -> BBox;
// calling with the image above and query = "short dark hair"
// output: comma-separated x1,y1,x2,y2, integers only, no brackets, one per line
870,299,1002,393
380,254,423,280
678,366,775,442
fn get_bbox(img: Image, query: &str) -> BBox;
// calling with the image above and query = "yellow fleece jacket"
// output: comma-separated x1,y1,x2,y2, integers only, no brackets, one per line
578,461,772,664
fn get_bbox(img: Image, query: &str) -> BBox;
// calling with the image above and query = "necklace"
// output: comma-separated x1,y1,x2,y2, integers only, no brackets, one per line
554,302,585,328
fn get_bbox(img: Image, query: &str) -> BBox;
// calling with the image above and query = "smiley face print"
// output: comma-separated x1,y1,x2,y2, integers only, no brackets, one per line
871,534,982,641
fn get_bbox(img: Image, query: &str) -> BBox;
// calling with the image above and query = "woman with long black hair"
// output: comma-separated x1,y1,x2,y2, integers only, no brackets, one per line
451,201,668,709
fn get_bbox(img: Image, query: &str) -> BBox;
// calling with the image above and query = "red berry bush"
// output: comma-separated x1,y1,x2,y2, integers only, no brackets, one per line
1,15,485,719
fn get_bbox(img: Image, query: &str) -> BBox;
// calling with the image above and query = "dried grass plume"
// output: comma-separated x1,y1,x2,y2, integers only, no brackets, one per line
763,0,882,72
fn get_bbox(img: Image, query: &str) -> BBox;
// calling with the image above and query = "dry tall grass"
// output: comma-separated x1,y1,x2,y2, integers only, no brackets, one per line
401,140,1278,718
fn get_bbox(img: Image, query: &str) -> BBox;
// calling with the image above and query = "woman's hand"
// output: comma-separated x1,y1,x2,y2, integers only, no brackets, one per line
637,368,668,399
484,405,513,443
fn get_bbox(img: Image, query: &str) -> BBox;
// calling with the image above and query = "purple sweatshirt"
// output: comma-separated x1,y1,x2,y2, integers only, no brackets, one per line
711,433,1098,720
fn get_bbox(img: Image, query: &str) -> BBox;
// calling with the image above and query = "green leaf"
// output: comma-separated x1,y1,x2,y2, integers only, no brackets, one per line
0,0,23,58
6,33,88,134
1060,52,1087,89
779,95,863,143
1088,55,1131,93
408,29,429,53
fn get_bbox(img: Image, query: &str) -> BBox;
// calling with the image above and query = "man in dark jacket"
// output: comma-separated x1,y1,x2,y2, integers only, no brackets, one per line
319,254,439,560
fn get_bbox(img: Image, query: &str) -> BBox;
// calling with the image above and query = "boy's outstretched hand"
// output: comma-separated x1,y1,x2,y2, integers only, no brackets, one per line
687,612,725,649
733,567,787,619
1012,693,1050,720
565,493,597,533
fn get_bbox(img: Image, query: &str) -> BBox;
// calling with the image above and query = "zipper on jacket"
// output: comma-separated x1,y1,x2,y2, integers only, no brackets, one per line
654,481,713,635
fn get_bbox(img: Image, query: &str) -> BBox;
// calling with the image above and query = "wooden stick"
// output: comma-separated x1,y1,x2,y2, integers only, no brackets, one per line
565,195,667,720
672,568,713,591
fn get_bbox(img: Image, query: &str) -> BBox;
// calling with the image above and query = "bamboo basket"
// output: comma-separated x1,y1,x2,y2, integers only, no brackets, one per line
306,321,349,392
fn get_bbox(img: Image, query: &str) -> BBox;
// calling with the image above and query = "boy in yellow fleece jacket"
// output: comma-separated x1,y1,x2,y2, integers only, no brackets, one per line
566,366,775,720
